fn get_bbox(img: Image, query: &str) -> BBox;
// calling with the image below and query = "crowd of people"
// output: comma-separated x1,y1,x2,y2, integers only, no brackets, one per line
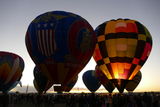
0,92,160,107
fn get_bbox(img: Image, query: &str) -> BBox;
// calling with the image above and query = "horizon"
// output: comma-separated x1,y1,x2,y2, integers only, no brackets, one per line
11,85,160,94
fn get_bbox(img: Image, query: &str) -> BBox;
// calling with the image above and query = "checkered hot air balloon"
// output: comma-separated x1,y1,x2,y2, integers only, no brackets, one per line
93,19,152,93
25,11,96,92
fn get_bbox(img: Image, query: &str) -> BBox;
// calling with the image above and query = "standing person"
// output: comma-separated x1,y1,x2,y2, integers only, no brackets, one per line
127,95,138,107
142,92,152,107
78,93,87,107
2,93,9,107
112,94,118,107
107,94,113,107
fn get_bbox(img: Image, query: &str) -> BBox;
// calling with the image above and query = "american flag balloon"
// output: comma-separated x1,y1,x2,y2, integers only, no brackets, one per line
25,11,96,91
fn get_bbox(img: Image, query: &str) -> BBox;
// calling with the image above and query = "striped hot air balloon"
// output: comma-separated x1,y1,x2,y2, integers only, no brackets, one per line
0,51,24,93
25,11,96,91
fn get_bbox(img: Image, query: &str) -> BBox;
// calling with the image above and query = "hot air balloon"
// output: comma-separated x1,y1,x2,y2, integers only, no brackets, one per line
95,66,115,93
25,11,96,90
82,70,101,92
65,76,78,92
33,79,41,93
0,51,24,93
33,79,52,94
126,71,142,92
54,76,78,92
3,77,22,93
93,19,152,93
33,66,53,94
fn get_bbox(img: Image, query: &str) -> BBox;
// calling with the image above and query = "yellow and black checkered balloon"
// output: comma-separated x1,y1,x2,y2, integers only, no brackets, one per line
93,19,152,80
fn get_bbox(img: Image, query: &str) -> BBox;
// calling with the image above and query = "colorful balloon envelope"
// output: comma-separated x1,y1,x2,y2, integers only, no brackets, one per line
25,11,96,87
33,66,53,94
126,71,142,92
95,66,115,93
0,51,24,93
82,70,101,92
93,19,152,93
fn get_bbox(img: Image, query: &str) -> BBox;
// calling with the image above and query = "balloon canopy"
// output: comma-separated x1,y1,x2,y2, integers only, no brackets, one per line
33,66,53,94
82,70,101,92
126,71,142,92
25,11,96,87
95,66,115,93
0,51,24,93
93,18,152,93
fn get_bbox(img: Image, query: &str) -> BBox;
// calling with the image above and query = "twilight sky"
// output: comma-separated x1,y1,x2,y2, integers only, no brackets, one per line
0,0,160,92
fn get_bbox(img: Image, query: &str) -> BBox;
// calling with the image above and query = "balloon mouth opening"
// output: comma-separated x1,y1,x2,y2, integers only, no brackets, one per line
111,79,129,93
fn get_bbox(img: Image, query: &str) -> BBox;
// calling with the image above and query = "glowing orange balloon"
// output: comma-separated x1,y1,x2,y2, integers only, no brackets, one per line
93,19,152,93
